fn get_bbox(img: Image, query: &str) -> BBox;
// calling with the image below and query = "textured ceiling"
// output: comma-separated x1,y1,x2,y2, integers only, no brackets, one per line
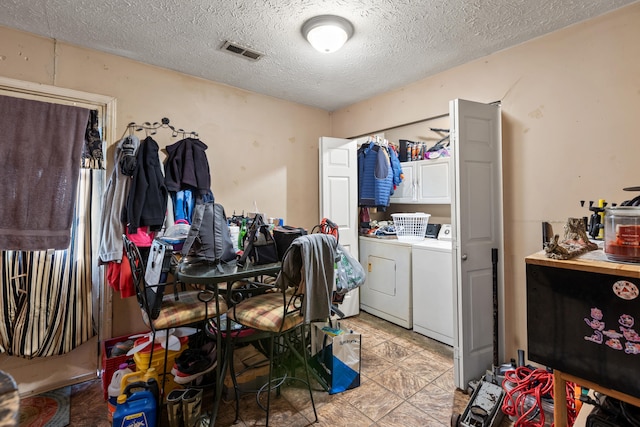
0,0,636,111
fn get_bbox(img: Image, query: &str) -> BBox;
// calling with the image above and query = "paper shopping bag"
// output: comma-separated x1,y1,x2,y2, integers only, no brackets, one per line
309,321,361,394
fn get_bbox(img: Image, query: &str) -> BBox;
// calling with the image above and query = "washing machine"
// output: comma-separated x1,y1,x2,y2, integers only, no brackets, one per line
411,238,453,345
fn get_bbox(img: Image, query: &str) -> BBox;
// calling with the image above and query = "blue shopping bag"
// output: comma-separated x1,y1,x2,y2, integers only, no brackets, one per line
309,322,361,394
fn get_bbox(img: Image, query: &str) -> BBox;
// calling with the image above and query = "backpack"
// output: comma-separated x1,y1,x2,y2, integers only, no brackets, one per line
181,201,236,264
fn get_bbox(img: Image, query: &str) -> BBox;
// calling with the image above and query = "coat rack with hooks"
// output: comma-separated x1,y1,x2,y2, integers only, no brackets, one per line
126,117,198,139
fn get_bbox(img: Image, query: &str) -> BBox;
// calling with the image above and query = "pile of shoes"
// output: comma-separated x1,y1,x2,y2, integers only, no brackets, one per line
166,388,203,427
171,341,217,385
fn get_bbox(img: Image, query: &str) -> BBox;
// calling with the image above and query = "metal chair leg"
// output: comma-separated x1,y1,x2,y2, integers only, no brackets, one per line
266,334,274,427
300,324,318,423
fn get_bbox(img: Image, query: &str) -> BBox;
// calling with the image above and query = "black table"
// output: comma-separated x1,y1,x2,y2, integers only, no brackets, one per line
176,260,280,286
174,260,281,425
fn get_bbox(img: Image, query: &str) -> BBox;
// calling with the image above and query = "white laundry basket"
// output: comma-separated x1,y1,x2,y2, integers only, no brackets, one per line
392,213,431,242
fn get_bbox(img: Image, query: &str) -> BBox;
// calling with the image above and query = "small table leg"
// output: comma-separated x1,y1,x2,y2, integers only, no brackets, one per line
553,370,568,427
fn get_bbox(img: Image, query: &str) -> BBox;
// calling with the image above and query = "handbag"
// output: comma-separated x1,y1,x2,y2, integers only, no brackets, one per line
237,214,279,266
273,225,307,261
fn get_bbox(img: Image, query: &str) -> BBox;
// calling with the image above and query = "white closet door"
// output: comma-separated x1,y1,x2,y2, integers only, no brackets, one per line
451,99,503,390
319,137,358,256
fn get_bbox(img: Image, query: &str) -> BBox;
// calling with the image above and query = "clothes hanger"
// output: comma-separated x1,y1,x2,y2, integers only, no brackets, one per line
427,134,450,152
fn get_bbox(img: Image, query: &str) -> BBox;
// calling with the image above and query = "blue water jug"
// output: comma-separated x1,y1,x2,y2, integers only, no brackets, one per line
112,380,157,427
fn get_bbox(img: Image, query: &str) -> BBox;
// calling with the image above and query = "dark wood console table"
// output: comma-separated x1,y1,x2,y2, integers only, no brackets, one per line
525,250,640,426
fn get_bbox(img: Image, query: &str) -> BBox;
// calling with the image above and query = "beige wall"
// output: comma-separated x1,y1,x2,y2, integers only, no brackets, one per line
0,25,331,336
331,3,640,362
1,2,639,356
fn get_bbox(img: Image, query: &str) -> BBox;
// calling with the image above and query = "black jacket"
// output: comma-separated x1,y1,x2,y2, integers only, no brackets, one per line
126,136,168,233
164,137,211,195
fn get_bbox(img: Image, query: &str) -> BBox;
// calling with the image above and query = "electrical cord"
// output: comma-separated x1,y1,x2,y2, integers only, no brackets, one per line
501,366,577,427
584,392,640,427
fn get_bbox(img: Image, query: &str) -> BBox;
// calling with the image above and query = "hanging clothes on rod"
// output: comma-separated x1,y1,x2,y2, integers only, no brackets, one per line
123,117,212,224
357,136,403,211
101,117,207,297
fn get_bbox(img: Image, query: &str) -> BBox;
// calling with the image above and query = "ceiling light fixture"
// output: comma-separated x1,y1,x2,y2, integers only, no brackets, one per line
302,15,354,53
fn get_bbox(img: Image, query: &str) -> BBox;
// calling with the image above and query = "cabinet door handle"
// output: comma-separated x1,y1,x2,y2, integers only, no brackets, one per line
461,254,468,260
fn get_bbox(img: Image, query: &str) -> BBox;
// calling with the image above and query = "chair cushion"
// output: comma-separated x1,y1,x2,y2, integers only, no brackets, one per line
142,290,227,330
228,292,302,333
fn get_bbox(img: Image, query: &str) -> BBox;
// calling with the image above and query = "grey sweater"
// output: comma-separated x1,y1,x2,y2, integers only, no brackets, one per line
277,233,337,323
98,135,140,264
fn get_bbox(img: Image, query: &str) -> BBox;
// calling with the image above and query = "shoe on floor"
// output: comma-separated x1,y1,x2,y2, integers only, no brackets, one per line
166,389,187,427
182,388,203,427
173,342,217,384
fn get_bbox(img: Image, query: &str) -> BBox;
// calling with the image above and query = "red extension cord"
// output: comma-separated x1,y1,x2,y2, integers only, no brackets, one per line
501,366,577,427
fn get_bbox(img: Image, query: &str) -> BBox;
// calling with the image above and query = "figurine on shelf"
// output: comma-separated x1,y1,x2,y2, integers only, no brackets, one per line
544,218,598,260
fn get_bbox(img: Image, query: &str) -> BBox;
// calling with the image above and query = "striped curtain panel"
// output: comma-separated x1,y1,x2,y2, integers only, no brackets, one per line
0,168,99,358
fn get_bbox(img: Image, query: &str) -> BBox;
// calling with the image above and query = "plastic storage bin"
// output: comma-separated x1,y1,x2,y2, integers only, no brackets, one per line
132,335,188,374
101,334,138,400
392,213,431,242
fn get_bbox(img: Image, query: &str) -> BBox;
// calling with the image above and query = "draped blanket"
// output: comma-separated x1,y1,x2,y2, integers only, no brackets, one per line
0,95,89,250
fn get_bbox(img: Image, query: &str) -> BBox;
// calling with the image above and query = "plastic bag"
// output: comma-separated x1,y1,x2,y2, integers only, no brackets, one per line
335,244,365,294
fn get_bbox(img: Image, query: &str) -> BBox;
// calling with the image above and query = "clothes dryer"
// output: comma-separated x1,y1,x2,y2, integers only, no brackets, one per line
359,236,413,328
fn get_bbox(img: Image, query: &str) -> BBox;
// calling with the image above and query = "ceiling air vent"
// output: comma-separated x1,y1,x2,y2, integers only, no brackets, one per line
220,41,263,61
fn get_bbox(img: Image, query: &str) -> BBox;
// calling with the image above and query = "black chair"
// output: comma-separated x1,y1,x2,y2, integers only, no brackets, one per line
122,235,227,395
227,233,338,426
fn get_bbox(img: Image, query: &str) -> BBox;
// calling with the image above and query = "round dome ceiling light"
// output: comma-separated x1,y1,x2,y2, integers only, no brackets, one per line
302,15,354,53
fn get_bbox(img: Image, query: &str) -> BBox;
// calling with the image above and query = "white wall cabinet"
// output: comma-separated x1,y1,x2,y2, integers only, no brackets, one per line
390,157,451,204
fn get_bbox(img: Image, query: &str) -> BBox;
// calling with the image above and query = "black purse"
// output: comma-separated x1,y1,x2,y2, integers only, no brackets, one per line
273,225,307,261
237,214,279,266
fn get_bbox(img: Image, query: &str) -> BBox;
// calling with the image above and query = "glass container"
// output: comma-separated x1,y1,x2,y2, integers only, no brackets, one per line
604,206,640,263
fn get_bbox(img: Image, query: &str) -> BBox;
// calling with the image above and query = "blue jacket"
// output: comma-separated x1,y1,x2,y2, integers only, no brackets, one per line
358,143,393,209
389,146,403,189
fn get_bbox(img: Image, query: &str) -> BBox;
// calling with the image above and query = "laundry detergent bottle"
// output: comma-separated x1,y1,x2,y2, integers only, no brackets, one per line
112,379,158,427
107,363,133,420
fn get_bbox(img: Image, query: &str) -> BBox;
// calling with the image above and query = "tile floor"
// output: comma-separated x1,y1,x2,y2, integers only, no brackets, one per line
67,311,479,426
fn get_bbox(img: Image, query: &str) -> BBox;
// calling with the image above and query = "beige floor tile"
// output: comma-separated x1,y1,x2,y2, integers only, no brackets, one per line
341,378,404,421
376,401,445,427
237,391,310,427
361,348,394,377
371,366,430,399
369,340,414,360
407,382,457,425
432,368,456,391
311,399,375,427
401,352,451,382
423,347,455,368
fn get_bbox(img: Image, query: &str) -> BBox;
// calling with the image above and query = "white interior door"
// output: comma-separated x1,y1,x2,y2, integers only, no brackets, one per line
450,99,504,390
320,136,360,318
319,137,358,256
